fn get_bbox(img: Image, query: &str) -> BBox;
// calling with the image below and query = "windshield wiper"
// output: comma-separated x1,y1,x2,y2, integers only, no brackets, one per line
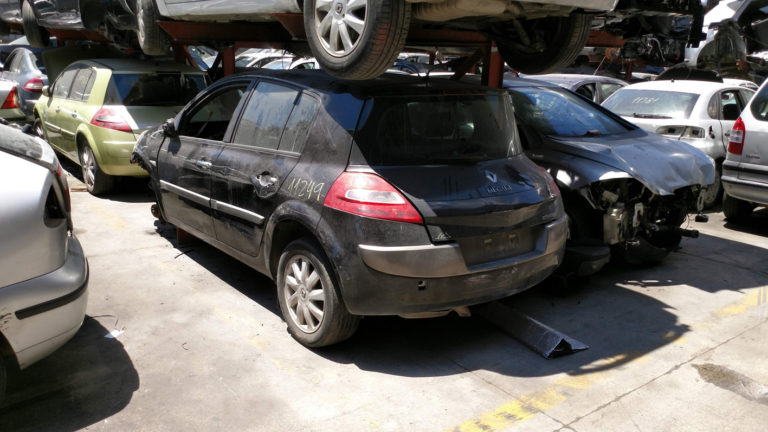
632,113,672,119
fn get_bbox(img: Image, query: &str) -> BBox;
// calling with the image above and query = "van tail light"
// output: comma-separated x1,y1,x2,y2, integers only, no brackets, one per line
728,117,745,155
323,172,423,224
1,86,19,109
90,107,132,132
22,76,44,92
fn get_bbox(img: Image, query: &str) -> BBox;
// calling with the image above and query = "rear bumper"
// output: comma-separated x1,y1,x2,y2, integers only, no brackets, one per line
0,235,89,369
342,216,566,315
722,173,768,206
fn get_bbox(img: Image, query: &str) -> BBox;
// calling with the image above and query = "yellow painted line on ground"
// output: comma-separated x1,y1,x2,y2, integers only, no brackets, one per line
715,287,767,319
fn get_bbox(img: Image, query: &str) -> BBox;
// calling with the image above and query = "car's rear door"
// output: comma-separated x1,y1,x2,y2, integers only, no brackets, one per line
157,80,251,239
735,86,768,185
210,80,320,256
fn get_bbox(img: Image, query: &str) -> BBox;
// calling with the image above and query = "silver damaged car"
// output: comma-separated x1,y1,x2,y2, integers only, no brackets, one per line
0,122,88,402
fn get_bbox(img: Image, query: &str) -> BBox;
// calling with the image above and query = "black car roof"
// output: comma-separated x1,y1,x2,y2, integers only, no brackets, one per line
218,69,502,99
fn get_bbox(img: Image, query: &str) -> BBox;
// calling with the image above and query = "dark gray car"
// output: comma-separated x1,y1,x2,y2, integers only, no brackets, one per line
506,77,714,274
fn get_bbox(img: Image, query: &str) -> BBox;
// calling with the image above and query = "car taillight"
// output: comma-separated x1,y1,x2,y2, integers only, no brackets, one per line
22,76,44,92
1,86,19,109
323,172,423,224
728,117,745,155
90,107,133,132
536,166,560,198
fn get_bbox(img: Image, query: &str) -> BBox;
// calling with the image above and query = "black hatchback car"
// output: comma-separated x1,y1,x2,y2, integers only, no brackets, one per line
132,70,567,348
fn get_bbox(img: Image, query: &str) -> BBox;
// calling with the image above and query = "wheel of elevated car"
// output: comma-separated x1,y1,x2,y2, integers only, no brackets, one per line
494,13,590,75
303,0,410,79
276,238,359,348
135,0,171,56
79,143,114,195
22,0,50,48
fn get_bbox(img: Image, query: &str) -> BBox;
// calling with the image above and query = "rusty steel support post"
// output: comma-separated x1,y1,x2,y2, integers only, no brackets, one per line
222,47,235,77
482,42,505,89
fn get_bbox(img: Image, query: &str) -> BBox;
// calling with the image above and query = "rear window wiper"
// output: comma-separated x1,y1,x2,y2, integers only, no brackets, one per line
632,113,672,119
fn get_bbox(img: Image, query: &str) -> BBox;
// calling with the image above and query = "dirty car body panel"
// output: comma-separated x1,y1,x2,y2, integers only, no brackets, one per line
507,77,714,273
133,70,566,345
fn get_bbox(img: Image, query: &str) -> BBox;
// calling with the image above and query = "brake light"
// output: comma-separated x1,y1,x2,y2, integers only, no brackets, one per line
22,76,44,92
1,86,19,109
323,172,423,224
90,107,132,132
728,117,745,155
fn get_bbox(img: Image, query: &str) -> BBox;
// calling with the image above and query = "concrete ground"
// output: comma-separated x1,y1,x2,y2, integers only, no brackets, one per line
1,167,767,432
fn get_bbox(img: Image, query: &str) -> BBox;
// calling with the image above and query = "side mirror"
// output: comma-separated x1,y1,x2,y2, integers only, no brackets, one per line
162,118,177,137
41,86,50,97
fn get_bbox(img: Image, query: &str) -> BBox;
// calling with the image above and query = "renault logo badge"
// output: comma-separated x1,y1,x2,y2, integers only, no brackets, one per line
485,170,498,183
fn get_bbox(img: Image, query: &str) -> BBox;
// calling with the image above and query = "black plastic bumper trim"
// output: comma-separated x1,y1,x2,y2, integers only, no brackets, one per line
15,264,89,320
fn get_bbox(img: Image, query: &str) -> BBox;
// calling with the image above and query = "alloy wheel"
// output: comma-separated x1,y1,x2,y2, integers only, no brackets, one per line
313,0,368,57
283,254,326,333
81,146,96,189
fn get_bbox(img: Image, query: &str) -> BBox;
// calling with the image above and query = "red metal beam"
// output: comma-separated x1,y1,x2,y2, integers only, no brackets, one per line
587,30,625,48
483,42,504,89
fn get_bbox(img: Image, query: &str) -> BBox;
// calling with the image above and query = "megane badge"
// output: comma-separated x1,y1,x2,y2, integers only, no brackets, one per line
485,170,498,183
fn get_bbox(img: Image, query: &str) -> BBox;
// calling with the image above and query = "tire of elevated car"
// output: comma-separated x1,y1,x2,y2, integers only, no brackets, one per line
494,13,590,75
303,0,410,80
136,0,171,56
79,142,114,195
276,238,359,348
722,193,753,221
22,0,50,48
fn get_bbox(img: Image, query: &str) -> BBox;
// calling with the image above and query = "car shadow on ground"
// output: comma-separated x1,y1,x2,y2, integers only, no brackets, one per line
59,157,154,204
0,317,139,431
149,217,765,381
723,207,768,237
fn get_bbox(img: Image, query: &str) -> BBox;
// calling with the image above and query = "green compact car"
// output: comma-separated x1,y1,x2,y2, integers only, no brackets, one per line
34,59,207,194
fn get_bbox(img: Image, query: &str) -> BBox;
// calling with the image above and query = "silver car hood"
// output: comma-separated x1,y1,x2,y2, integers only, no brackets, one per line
543,129,715,196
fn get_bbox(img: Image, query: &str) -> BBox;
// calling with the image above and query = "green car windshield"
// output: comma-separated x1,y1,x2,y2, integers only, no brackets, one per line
105,73,206,107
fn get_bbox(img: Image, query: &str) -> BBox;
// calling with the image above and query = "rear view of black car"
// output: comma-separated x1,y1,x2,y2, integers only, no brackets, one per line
132,70,566,347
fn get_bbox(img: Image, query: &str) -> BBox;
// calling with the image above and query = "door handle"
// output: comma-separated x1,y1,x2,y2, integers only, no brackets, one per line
71,112,77,118
195,160,212,170
708,125,715,139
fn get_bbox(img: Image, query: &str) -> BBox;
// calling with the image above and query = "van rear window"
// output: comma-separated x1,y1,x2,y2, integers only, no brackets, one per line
105,73,206,106
750,83,768,122
355,93,520,165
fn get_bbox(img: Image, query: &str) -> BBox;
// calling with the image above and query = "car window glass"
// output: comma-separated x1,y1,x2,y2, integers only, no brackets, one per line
739,89,755,106
511,86,631,138
603,89,699,119
356,92,519,165
721,90,742,121
278,93,319,153
232,82,298,150
235,57,253,68
69,68,94,102
751,83,768,121
707,94,719,119
52,68,79,99
179,84,248,140
599,83,623,100
105,73,206,106
7,52,20,73
575,83,596,101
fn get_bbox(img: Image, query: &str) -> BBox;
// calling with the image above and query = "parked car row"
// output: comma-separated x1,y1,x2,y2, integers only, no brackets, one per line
1,0,708,80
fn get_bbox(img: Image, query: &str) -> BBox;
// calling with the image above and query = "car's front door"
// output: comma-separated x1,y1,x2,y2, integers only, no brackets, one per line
56,66,94,156
41,67,78,151
211,81,320,256
157,81,251,239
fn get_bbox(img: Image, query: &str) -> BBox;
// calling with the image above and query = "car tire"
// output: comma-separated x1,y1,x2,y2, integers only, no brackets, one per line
22,0,50,49
722,193,753,221
79,143,114,195
276,238,359,348
32,116,45,140
136,0,171,56
304,0,410,80
494,13,590,74
701,163,723,209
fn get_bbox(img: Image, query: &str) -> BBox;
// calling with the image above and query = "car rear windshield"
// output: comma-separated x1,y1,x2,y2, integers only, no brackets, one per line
510,86,632,137
104,73,206,106
602,89,699,120
355,93,520,165
750,83,768,121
